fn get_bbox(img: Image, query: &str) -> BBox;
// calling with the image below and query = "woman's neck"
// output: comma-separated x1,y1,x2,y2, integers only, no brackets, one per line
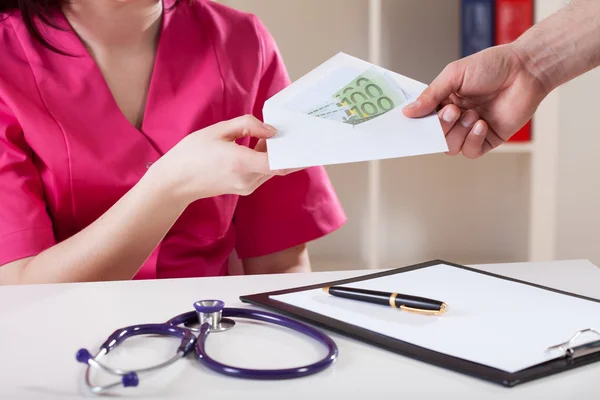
62,0,163,49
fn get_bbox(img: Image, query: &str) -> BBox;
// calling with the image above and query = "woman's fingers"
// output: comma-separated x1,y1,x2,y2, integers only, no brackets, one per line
254,138,267,153
214,115,278,141
255,172,275,188
236,170,291,196
253,140,303,175
233,146,298,177
234,145,271,174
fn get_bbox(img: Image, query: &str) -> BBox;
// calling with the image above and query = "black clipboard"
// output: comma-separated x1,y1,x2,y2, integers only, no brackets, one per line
239,259,600,387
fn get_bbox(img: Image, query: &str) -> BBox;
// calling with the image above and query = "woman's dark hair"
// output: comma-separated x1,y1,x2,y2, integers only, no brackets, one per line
0,1,68,54
0,0,181,55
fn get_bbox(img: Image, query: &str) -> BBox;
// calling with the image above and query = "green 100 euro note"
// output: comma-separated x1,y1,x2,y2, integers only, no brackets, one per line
305,67,408,125
332,67,407,125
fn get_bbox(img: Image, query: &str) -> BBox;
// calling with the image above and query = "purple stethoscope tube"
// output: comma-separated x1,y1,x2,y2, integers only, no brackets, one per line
75,300,338,393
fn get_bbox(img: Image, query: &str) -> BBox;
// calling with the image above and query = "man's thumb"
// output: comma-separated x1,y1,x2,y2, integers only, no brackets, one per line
403,63,461,118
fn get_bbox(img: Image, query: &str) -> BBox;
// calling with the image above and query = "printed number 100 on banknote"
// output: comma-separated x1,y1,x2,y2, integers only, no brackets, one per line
303,66,408,125
333,67,406,125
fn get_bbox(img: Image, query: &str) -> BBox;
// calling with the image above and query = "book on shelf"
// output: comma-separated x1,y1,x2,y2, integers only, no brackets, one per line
495,0,534,142
461,0,495,57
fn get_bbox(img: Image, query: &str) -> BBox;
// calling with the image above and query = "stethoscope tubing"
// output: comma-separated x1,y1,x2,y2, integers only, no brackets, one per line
167,307,338,380
78,305,339,393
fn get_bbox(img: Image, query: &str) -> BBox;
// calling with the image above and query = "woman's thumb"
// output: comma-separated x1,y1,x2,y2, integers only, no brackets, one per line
215,115,278,141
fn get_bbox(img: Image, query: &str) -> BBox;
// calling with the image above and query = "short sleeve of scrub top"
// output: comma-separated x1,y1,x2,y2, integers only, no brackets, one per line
232,14,346,259
0,0,347,279
0,97,57,262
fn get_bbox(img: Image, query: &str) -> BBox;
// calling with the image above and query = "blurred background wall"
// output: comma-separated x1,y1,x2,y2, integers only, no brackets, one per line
216,0,600,271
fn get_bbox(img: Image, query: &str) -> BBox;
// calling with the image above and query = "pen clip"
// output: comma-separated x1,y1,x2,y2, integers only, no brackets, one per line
399,304,447,315
389,292,447,315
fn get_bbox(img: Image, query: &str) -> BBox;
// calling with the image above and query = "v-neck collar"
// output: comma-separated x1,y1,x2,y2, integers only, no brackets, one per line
48,0,178,146
23,0,223,159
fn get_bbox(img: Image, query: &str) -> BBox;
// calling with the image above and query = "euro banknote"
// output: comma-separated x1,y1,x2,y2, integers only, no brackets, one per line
305,67,407,125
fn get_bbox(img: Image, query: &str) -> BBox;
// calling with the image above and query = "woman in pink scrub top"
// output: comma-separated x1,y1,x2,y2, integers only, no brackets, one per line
0,0,347,284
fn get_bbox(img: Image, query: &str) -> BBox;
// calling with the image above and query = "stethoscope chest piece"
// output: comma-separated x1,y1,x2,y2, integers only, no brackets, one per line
190,300,235,333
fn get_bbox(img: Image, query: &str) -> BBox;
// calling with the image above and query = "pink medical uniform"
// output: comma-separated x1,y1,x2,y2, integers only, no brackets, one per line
0,0,346,279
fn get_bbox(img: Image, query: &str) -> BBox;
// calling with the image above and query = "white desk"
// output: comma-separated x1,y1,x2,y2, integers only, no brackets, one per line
2,259,600,399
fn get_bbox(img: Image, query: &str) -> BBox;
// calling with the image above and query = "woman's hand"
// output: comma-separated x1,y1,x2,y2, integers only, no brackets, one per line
403,43,548,158
0,115,293,284
151,115,293,205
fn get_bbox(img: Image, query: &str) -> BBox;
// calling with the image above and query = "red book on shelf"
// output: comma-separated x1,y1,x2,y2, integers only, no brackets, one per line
495,0,534,142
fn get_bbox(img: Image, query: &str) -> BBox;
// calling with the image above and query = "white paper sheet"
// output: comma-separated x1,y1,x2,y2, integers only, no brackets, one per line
270,263,600,373
263,52,448,170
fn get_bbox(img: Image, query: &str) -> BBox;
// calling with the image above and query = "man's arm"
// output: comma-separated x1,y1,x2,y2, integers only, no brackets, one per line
517,0,600,95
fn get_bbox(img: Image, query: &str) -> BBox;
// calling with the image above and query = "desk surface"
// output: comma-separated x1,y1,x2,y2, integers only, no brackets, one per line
2,259,600,399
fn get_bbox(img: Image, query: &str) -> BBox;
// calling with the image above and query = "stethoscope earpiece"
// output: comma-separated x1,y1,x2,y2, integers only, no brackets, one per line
75,348,92,364
121,372,140,388
75,348,139,389
77,346,141,389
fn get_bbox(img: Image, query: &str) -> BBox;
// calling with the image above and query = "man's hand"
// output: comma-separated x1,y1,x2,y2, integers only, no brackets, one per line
403,43,547,159
403,0,600,159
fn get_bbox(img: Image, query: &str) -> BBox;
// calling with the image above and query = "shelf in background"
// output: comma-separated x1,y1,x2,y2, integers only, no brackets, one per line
490,142,534,154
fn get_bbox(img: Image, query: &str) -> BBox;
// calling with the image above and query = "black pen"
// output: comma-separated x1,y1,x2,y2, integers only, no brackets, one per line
322,286,447,315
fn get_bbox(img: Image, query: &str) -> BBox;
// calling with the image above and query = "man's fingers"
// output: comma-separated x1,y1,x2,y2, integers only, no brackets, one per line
403,62,463,118
481,126,506,155
444,109,479,156
461,120,488,159
215,115,278,141
437,104,461,135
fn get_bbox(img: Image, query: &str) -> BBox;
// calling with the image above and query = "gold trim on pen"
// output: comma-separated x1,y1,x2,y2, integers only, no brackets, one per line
400,302,448,316
389,292,398,308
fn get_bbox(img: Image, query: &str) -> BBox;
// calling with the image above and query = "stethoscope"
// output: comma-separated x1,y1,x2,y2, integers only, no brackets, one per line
75,300,338,393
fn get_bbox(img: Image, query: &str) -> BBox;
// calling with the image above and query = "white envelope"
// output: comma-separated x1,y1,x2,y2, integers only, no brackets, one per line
264,52,449,170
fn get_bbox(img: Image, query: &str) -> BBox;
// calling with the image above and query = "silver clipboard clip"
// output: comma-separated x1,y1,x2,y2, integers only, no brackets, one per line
547,328,600,359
